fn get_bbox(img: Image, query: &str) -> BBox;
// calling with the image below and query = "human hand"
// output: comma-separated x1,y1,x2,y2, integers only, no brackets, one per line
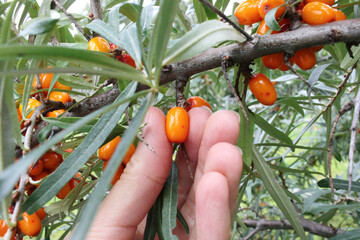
86,107,243,240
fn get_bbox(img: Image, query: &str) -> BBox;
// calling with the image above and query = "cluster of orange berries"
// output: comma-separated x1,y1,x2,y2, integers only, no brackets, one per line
87,36,136,68
165,96,212,144
98,136,136,185
234,0,346,106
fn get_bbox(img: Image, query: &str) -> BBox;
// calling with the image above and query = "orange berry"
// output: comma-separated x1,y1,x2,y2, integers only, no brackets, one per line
41,152,63,172
110,43,118,49
53,81,72,91
257,18,290,35
117,53,136,68
28,159,44,176
249,73,277,106
262,53,284,69
98,136,136,164
98,136,121,161
32,170,51,182
18,212,41,236
258,0,286,19
87,37,111,53
64,148,74,153
165,107,189,143
32,71,53,90
302,2,335,25
122,144,136,165
0,219,8,237
46,109,65,118
297,1,305,10
19,98,42,119
294,48,317,70
185,96,212,111
48,91,72,103
310,46,324,52
69,172,83,189
334,9,346,21
304,0,335,6
234,0,262,25
35,207,47,221
278,57,294,71
103,161,124,185
56,182,71,199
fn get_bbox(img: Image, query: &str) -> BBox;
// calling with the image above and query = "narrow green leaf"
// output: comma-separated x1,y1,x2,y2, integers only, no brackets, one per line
59,74,97,90
330,229,360,240
264,6,282,31
193,0,207,23
0,45,148,84
164,20,245,65
119,24,142,68
143,204,157,240
177,209,189,234
201,1,218,20
270,164,325,176
148,0,179,84
161,162,179,240
249,111,294,150
278,98,304,116
19,17,59,36
318,178,360,192
252,146,306,239
70,93,153,240
340,45,360,69
108,2,137,30
0,0,16,44
238,111,253,166
315,209,337,224
307,64,331,94
22,82,138,214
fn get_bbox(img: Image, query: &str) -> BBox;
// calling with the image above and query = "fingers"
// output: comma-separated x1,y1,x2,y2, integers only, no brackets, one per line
194,172,231,240
176,107,212,207
86,107,173,240
179,110,240,231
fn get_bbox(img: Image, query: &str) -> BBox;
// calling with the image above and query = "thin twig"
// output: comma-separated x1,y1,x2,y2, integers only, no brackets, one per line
348,87,360,193
180,143,194,181
179,9,191,31
53,0,90,41
284,54,316,93
243,227,261,240
197,0,254,41
221,58,248,121
327,101,354,201
242,218,344,238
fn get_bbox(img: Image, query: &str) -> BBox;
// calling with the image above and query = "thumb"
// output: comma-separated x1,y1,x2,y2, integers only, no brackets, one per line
86,107,173,240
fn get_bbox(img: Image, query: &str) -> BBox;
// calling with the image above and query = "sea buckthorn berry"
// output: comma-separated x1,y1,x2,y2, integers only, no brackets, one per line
32,170,51,182
258,0,286,19
28,160,44,176
305,0,335,6
18,212,41,236
48,91,72,103
262,53,284,69
257,18,290,35
302,2,335,25
278,57,294,71
56,182,71,199
103,161,124,185
165,107,189,143
249,73,277,106
98,136,121,161
117,53,136,68
234,0,262,25
297,1,305,10
122,144,136,165
310,46,324,52
98,136,136,163
19,98,42,119
0,219,8,237
110,43,118,49
294,48,317,70
185,96,212,111
41,152,63,172
334,9,346,21
46,109,65,118
69,172,83,189
35,207,47,221
26,186,37,196
54,81,72,91
88,37,111,53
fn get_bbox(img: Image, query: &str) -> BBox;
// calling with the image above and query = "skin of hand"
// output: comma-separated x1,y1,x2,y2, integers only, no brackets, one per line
86,106,243,240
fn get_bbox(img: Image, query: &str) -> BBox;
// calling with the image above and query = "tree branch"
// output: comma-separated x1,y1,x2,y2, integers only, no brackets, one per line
137,19,360,91
242,218,344,238
90,0,102,20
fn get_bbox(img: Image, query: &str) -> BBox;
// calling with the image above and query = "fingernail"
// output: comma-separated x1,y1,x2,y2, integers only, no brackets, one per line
232,111,241,123
200,106,213,113
235,146,243,155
